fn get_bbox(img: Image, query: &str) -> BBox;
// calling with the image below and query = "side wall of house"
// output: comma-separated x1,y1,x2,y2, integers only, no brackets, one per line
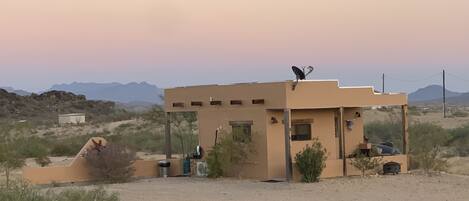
198,108,269,179
266,108,366,179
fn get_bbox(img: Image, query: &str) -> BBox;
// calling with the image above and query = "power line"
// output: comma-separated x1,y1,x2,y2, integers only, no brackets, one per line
384,72,442,83
446,72,469,83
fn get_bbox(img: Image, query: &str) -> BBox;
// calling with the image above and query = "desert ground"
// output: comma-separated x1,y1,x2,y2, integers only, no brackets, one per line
59,173,469,201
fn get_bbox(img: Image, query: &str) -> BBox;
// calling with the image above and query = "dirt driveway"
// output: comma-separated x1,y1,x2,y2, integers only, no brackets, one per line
95,173,469,201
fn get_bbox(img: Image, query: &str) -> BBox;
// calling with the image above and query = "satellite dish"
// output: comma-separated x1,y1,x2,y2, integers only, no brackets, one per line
291,66,314,90
292,66,306,80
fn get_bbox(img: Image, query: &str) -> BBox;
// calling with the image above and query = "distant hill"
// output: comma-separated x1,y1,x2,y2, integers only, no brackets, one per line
0,86,31,96
409,85,461,102
0,89,122,124
50,82,163,104
418,92,469,106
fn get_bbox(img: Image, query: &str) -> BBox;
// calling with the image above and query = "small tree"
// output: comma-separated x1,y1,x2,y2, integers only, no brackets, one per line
0,142,25,188
85,143,136,183
295,138,327,183
350,149,383,177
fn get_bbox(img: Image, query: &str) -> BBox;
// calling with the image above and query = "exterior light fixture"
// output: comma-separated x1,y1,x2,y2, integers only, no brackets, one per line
271,117,278,124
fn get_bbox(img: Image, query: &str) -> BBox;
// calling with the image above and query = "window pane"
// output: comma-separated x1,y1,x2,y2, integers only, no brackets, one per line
232,124,251,142
292,124,311,141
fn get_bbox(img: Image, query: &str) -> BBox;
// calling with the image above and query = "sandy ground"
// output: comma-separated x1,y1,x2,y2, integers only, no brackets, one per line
74,174,469,201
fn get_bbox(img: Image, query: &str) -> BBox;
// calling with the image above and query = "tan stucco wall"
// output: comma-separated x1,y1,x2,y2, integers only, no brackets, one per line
286,81,407,109
164,80,408,181
198,108,269,179
265,110,286,179
22,137,183,185
165,82,287,112
266,108,367,180
165,80,407,113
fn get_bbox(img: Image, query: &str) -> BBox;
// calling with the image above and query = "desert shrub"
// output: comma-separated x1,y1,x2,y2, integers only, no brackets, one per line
450,110,469,118
85,143,136,183
48,186,119,201
294,138,327,183
108,131,165,153
0,181,119,201
409,123,449,174
414,146,448,174
50,135,96,156
15,137,49,158
364,121,402,151
447,124,469,156
0,142,25,188
50,143,77,157
350,149,382,177
35,156,52,167
206,131,254,178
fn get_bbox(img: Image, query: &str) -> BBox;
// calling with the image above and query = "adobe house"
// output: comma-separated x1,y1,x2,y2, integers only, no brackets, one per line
164,80,409,181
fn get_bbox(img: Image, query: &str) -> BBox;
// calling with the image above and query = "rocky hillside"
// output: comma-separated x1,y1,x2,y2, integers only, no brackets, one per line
50,82,163,104
0,89,127,124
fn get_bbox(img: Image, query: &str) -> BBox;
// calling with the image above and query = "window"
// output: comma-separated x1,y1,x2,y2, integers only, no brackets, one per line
292,123,312,141
230,121,252,143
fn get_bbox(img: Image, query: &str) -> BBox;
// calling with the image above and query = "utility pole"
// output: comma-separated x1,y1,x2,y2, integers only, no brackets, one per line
382,73,385,94
443,70,446,118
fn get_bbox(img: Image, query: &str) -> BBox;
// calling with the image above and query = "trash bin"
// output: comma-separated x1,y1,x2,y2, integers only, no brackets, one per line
183,158,191,176
158,160,171,178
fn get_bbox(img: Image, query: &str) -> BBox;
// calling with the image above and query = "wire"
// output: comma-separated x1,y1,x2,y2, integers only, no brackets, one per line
446,72,469,83
385,72,442,83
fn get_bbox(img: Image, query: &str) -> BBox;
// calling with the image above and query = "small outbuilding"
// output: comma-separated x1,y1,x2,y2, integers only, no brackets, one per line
59,113,86,125
164,80,409,181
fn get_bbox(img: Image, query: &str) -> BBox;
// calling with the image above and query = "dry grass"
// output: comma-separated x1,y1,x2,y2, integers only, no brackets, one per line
363,109,469,129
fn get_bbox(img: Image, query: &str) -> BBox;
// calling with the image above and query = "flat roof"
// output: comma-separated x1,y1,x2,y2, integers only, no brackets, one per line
164,80,407,112
59,113,85,117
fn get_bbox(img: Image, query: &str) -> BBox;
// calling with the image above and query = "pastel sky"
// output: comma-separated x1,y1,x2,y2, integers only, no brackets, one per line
1,0,468,93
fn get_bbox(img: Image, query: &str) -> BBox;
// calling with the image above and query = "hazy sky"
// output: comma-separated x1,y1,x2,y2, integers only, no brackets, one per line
1,0,468,93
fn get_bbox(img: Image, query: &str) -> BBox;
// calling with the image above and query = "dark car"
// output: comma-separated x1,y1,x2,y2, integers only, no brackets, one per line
373,143,401,156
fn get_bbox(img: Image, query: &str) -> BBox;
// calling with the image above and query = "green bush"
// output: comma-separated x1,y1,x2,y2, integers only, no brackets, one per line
206,132,253,178
294,138,327,183
0,181,119,201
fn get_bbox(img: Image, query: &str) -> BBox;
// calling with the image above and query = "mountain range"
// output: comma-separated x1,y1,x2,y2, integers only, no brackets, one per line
49,82,163,104
0,86,32,96
3,83,469,106
409,85,469,105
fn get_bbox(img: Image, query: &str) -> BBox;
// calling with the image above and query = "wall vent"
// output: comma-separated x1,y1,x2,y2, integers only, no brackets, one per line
230,100,243,105
191,101,203,106
172,102,185,107
252,99,265,105
210,100,222,106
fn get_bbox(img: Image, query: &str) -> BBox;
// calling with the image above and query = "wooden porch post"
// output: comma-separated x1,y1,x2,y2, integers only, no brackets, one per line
339,107,347,176
402,105,409,154
283,109,292,182
165,112,172,159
